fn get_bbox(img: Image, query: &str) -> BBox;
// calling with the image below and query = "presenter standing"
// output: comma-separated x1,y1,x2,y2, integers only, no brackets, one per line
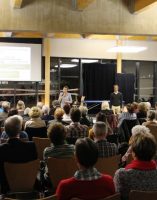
110,84,123,114
58,86,72,108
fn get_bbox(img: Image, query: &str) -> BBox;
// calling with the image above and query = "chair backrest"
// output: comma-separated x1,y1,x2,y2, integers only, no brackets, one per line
129,190,157,200
32,137,51,160
95,155,120,177
146,124,157,142
4,195,57,200
70,193,121,200
47,157,77,188
25,127,47,140
4,159,40,192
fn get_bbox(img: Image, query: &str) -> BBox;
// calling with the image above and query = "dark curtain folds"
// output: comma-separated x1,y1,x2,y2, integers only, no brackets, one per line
116,73,135,104
83,63,116,100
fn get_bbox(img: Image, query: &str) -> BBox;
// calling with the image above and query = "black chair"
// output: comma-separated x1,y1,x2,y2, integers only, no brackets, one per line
25,127,47,141
118,119,139,143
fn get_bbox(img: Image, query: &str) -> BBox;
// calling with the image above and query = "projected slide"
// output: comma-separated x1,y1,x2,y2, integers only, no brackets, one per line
0,46,31,81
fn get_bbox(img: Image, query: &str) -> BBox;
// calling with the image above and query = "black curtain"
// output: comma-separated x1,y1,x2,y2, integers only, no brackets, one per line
116,73,135,104
83,63,116,100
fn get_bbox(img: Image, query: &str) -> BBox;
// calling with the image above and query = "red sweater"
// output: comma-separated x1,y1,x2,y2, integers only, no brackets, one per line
56,174,115,200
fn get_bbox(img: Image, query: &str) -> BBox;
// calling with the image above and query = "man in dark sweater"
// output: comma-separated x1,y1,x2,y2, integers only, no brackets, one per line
110,85,123,114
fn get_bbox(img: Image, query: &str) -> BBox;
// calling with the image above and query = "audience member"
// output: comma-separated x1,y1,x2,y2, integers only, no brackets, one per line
16,100,25,116
93,122,118,158
114,130,157,200
62,104,71,124
43,123,74,160
118,103,137,127
136,102,148,119
0,101,10,124
142,110,157,126
37,101,44,110
0,115,37,193
66,108,88,144
56,138,115,200
49,100,60,116
8,108,18,117
48,107,67,126
41,105,54,125
101,101,113,115
79,105,93,127
24,106,46,129
23,107,31,122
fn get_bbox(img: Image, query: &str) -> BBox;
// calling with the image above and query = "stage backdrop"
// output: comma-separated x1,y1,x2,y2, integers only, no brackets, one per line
83,63,116,100
116,73,135,104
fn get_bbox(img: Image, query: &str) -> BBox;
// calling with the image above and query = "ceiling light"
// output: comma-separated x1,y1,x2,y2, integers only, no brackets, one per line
71,59,99,63
107,46,147,53
55,64,77,68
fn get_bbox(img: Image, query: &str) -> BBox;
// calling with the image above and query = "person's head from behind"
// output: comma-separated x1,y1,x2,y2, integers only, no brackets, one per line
79,105,88,117
42,105,50,115
70,108,81,122
2,101,10,113
8,108,18,117
37,101,44,110
131,132,156,161
54,108,64,120
24,107,31,116
101,101,110,110
63,85,69,94
93,121,107,140
47,123,66,146
126,103,135,114
138,102,148,113
29,106,42,118
75,138,98,169
4,115,22,138
114,84,119,93
147,110,156,121
63,104,71,115
96,112,106,123
132,102,138,113
52,100,60,108
16,100,25,110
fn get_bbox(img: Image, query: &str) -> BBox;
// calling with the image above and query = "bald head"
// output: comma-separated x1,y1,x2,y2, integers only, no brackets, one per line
4,115,22,138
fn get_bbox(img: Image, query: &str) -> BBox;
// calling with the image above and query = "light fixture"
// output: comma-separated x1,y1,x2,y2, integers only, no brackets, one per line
55,64,77,68
107,46,147,53
71,59,99,63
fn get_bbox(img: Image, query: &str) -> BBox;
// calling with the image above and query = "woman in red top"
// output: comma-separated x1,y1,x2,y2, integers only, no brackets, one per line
56,138,115,200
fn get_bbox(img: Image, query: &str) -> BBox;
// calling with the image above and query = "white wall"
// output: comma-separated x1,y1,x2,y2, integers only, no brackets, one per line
43,38,157,61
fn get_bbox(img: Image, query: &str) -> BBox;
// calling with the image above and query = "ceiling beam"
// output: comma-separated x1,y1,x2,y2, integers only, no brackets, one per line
130,0,157,14
72,0,95,11
11,0,23,9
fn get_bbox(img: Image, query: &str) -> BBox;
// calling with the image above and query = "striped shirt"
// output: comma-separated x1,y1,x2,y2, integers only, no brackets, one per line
118,112,137,127
95,139,118,158
74,167,101,181
43,143,75,160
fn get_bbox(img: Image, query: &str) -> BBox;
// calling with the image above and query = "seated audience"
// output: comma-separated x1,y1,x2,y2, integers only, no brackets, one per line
56,138,115,200
0,101,10,125
24,106,46,129
136,102,148,119
62,104,71,124
118,103,137,127
1,115,28,141
132,102,138,113
41,105,54,125
142,110,157,126
66,108,88,144
101,101,113,115
16,100,25,116
93,121,118,158
0,115,37,193
114,129,157,200
122,125,150,162
23,107,31,122
79,105,93,127
37,101,44,110
48,107,67,126
43,123,74,160
8,108,18,117
49,100,60,116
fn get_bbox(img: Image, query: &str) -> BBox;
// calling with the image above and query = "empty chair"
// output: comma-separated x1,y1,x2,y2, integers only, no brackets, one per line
71,193,121,200
25,127,47,141
95,155,120,177
47,157,77,189
129,190,157,200
4,159,40,192
32,137,51,160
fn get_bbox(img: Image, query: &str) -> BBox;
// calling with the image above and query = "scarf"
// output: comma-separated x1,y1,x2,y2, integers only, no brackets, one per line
125,159,157,170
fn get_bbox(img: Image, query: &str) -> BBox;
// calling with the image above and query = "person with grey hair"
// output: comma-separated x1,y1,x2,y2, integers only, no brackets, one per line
93,121,118,158
0,101,10,124
79,105,93,127
142,110,157,127
0,115,37,194
41,105,54,125
122,125,151,162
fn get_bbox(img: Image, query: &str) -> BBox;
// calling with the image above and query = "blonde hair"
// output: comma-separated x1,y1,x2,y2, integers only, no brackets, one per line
54,108,64,120
29,106,42,118
101,101,110,110
138,102,148,112
16,100,25,110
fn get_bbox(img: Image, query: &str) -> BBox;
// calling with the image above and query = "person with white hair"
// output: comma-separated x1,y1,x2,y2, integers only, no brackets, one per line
41,105,54,125
79,105,93,127
16,100,25,116
122,125,151,162
101,101,113,115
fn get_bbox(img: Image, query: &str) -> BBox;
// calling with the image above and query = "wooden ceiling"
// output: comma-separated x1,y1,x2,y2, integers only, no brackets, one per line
0,0,157,40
